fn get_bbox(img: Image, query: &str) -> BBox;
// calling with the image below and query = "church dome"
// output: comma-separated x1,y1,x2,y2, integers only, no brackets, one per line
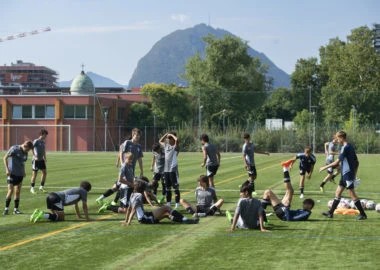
70,71,95,95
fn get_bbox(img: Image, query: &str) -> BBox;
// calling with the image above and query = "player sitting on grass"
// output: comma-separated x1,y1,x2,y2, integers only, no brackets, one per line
260,160,314,222
122,181,199,225
30,181,92,223
180,175,224,217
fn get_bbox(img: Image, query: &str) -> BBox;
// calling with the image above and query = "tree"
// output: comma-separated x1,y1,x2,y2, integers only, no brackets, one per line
260,87,294,121
141,83,194,127
184,34,269,126
126,103,153,128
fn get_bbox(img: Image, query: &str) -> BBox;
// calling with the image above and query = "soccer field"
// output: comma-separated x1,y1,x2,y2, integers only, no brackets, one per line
1,152,379,270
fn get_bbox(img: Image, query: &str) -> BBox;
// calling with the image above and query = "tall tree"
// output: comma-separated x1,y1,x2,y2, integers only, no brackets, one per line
184,34,269,125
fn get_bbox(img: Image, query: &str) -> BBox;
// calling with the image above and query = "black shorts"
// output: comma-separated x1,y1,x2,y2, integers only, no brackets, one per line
247,165,257,177
273,203,287,221
46,192,64,211
206,165,219,177
139,212,159,224
32,159,46,171
299,168,311,176
7,175,24,185
196,205,212,215
164,171,179,188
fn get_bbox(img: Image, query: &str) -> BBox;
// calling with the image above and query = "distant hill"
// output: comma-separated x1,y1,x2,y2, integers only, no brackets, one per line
128,23,290,89
59,71,127,88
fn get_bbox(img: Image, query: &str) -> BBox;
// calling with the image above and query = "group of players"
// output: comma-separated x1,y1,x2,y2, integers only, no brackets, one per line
3,127,367,229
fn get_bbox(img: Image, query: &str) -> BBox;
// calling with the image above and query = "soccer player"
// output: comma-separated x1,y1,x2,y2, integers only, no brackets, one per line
319,135,340,192
200,134,221,188
241,133,269,195
159,132,180,208
122,181,198,225
319,130,367,220
30,128,49,194
150,142,166,201
3,141,33,215
30,181,92,222
226,185,269,232
180,175,224,217
261,160,315,222
287,146,316,198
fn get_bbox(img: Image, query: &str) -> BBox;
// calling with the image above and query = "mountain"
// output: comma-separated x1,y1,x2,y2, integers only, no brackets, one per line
59,71,127,88
128,23,290,89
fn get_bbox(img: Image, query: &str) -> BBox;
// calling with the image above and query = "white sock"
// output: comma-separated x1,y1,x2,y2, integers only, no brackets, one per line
283,167,288,172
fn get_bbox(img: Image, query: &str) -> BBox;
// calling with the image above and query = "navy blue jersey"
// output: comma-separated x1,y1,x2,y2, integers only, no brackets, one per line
295,153,316,171
339,143,358,181
285,208,312,221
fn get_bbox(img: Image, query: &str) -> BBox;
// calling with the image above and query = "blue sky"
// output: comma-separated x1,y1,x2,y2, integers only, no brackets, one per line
1,0,378,86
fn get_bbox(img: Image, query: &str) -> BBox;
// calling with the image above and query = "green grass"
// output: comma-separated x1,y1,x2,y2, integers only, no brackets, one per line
1,152,380,270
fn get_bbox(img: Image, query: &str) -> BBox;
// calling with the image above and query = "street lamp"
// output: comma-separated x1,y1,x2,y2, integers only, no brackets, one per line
352,105,357,135
103,108,108,152
198,105,203,138
223,109,227,152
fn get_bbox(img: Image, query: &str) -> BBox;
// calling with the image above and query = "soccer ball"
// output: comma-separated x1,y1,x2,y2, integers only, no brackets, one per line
349,200,356,209
376,203,380,213
366,200,376,210
338,200,349,209
327,199,334,208
360,199,368,209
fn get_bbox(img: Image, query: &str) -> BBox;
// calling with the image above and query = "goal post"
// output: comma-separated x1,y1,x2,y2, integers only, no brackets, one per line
0,124,71,152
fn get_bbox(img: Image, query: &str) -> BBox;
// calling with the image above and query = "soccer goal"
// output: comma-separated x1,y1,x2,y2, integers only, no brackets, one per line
0,124,71,152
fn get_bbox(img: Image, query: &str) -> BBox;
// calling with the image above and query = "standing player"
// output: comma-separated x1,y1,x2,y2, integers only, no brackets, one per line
261,160,315,222
159,132,180,209
3,141,33,215
319,130,367,220
150,142,166,202
180,175,224,217
30,181,92,222
30,128,49,194
200,134,221,189
319,135,340,192
241,133,270,195
287,146,316,198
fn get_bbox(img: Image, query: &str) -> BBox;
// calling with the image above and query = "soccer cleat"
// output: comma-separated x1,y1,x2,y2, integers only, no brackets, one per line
30,209,40,222
111,201,117,206
300,193,304,199
13,209,23,214
320,186,324,192
157,195,165,204
175,203,180,209
226,210,233,223
31,209,45,223
96,198,104,205
3,209,9,215
39,186,47,193
356,214,367,220
281,159,294,168
264,220,271,226
98,202,111,213
30,187,37,194
322,211,333,218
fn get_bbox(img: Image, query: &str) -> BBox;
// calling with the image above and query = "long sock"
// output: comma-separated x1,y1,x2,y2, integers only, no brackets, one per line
283,171,290,182
174,188,180,203
207,205,218,216
263,210,268,222
166,189,172,203
186,207,195,215
40,181,45,187
248,181,255,192
300,187,304,194
170,210,184,222
31,183,35,188
330,197,341,215
48,213,59,221
261,199,270,209
14,199,20,209
320,182,326,187
5,198,11,208
103,189,114,198
354,200,366,216
113,190,120,203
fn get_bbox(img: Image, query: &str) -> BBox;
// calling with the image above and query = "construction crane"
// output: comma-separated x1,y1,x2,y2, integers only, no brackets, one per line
0,27,51,43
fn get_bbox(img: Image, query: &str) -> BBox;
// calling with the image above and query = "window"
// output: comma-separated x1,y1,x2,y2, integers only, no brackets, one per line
75,105,86,119
118,107,125,121
64,105,75,118
64,105,89,119
12,105,55,119
0,105,2,119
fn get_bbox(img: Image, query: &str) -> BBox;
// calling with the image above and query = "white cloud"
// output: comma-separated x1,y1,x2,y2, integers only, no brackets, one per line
170,14,190,23
55,21,155,33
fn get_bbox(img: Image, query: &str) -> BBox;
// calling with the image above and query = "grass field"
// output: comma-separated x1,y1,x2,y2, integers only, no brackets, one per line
0,151,379,270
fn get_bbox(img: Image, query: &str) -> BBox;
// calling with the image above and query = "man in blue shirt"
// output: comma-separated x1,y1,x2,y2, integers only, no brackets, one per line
261,159,314,222
319,130,366,220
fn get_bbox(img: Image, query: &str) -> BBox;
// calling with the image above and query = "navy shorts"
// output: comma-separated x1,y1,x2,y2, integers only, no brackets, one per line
247,165,257,178
32,159,46,171
274,203,287,221
206,165,219,177
164,171,179,188
47,192,64,211
139,212,159,224
7,175,24,185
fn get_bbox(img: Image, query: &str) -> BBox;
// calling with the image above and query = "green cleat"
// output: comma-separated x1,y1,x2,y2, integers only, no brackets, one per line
98,202,111,213
320,186,324,192
30,209,40,222
157,196,165,204
30,209,44,223
264,220,271,226
111,201,117,206
96,198,105,205
30,187,37,194
226,210,233,223
39,186,47,193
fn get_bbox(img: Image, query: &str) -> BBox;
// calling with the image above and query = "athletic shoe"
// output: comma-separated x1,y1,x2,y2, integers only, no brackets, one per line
98,202,111,213
30,209,40,222
175,203,180,209
226,210,233,223
30,187,37,194
39,186,47,193
13,209,23,214
264,220,271,226
183,218,199,224
3,209,8,215
356,214,367,220
96,198,104,205
322,211,333,218
320,186,324,192
281,159,294,168
111,201,117,206
157,196,165,204
300,193,304,199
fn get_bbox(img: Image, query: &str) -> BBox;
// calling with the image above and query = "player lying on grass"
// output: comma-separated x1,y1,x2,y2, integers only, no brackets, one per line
260,160,315,222
226,185,269,232
180,174,224,217
30,181,92,223
122,180,199,225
